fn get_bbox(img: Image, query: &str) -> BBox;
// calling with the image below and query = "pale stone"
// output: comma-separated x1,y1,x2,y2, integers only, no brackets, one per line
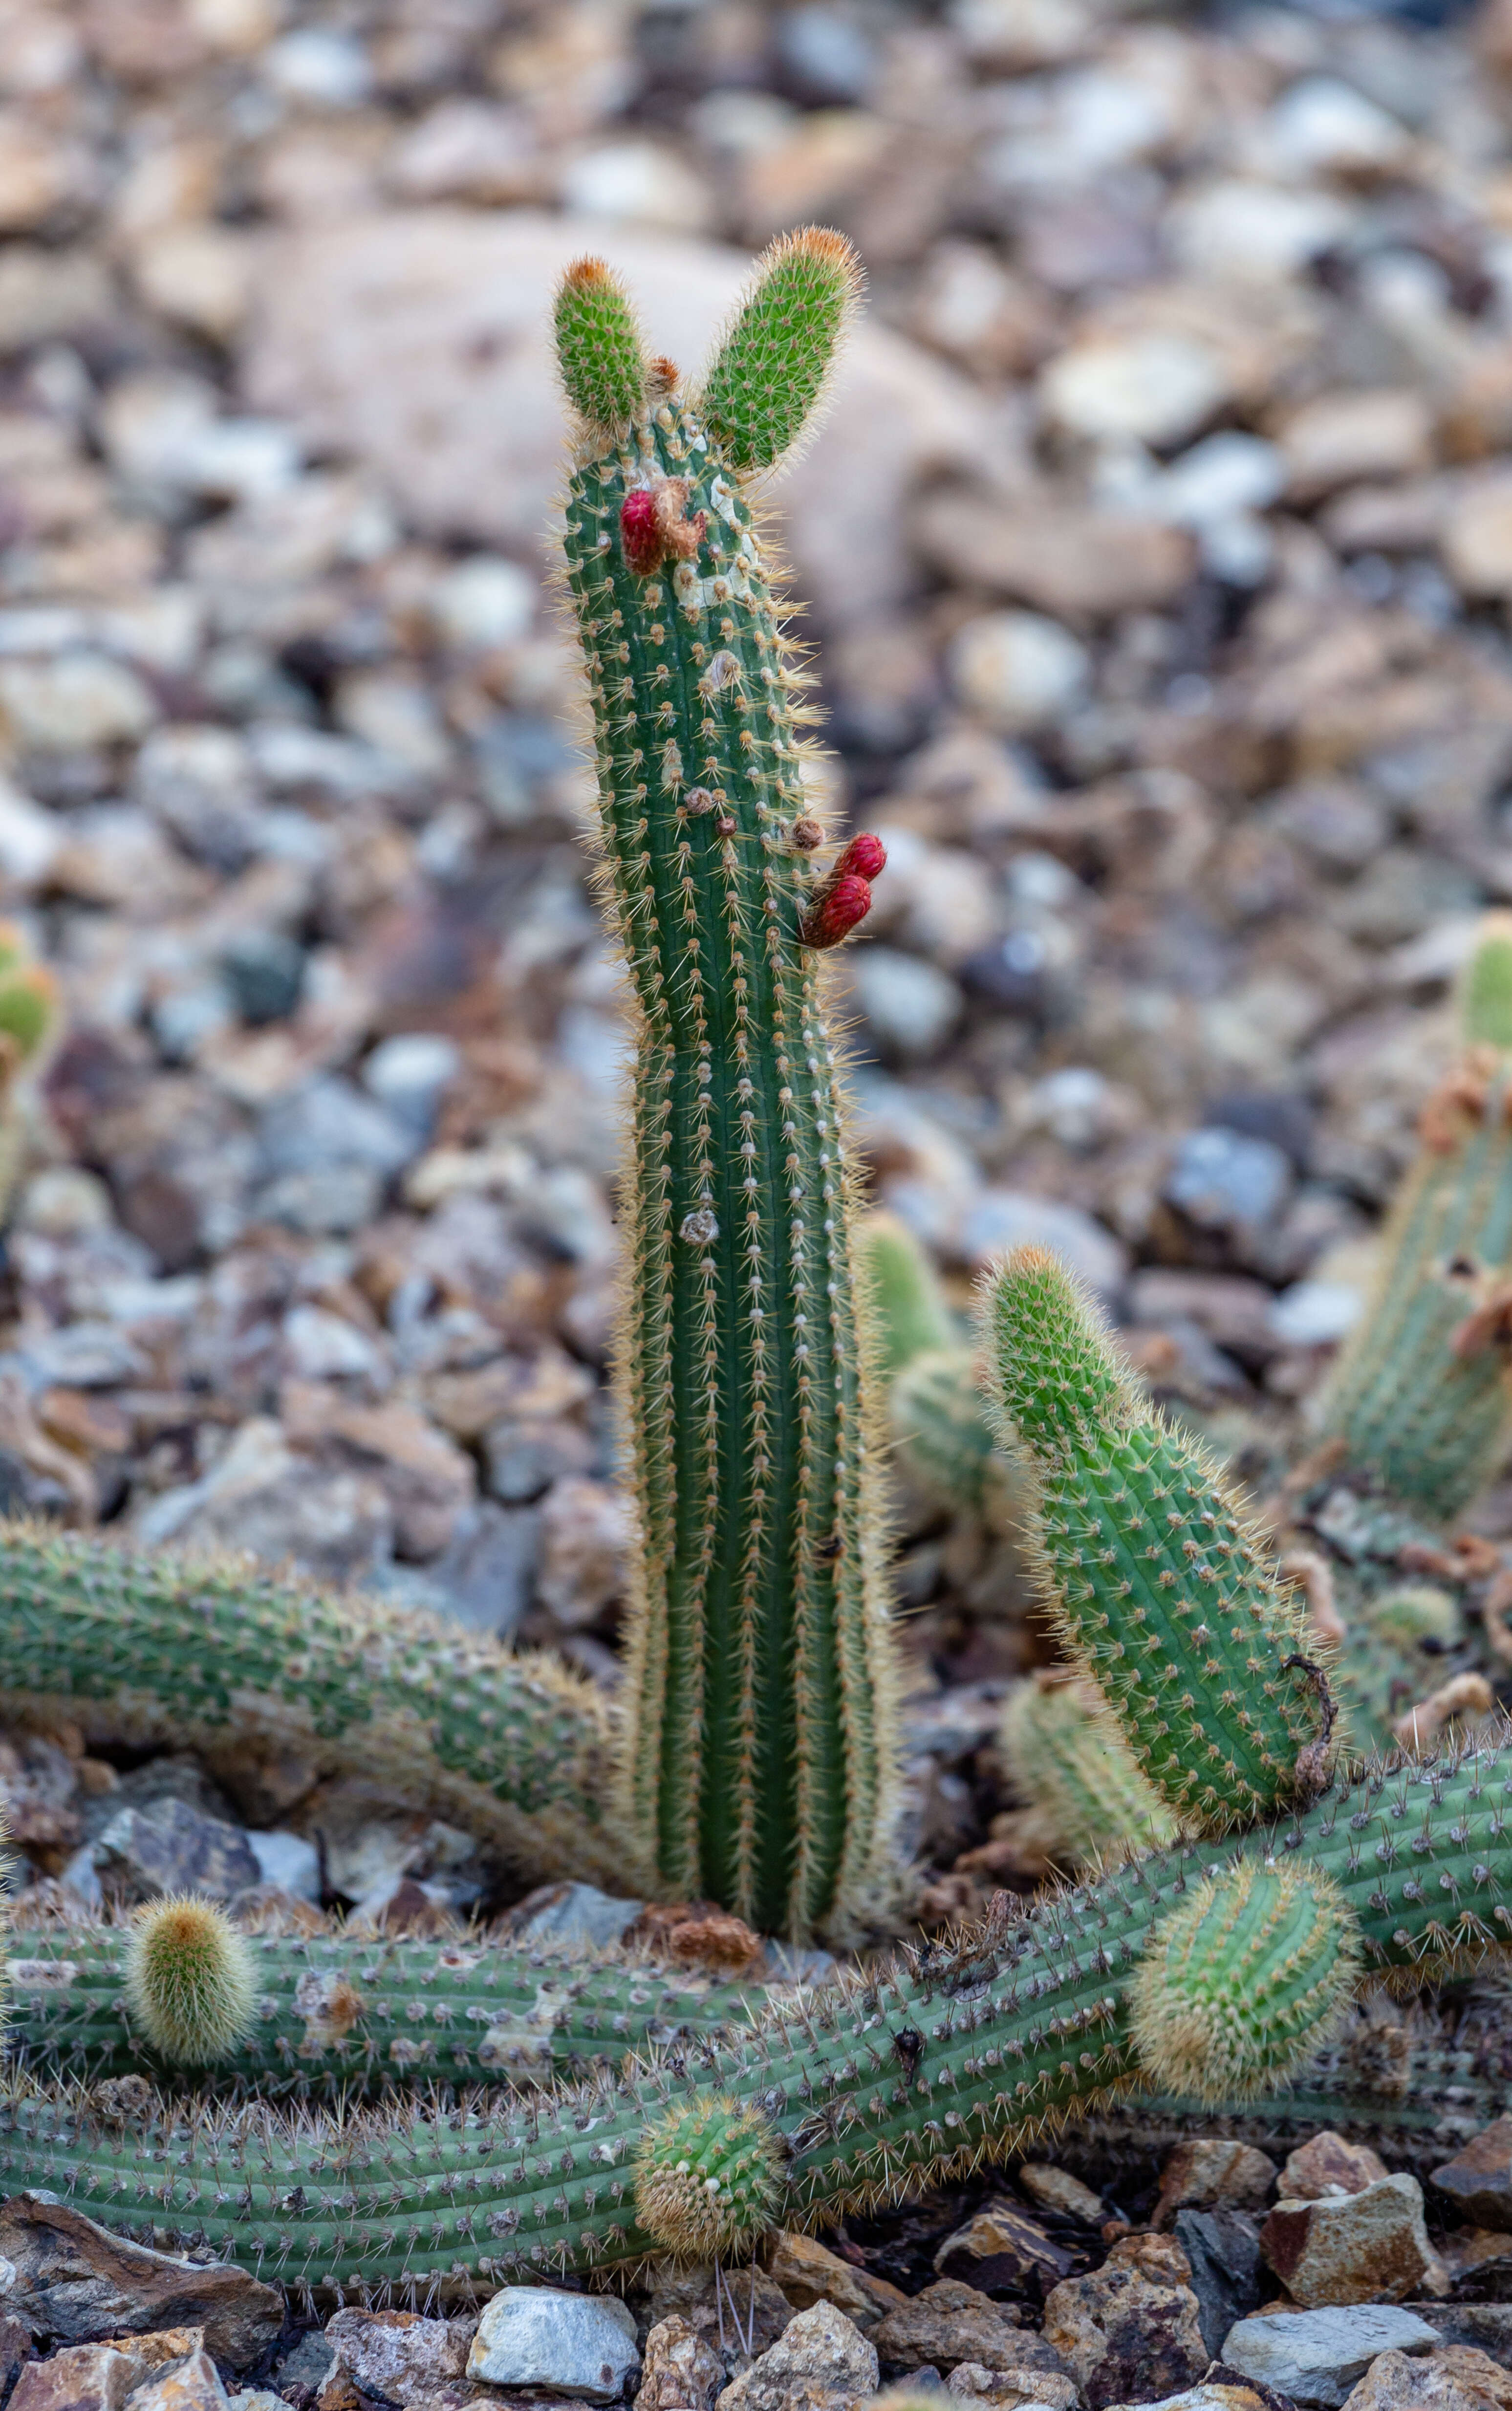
559,141,712,232
1260,2172,1445,2306
1040,331,1226,447
949,609,1089,734
715,2302,877,2411
466,2288,638,2406
0,654,156,750
1221,2306,1439,2408
131,225,254,342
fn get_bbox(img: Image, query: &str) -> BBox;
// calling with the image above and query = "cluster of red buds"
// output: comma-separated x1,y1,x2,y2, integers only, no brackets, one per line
620,479,707,577
799,831,886,949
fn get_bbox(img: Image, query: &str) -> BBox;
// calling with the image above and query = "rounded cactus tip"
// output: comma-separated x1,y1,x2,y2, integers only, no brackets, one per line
633,2096,784,2260
1461,911,1512,1052
553,254,648,432
124,1894,257,2064
1130,1859,1362,2106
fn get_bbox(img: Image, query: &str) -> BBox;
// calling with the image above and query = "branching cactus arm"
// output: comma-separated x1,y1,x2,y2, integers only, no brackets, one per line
556,234,899,1941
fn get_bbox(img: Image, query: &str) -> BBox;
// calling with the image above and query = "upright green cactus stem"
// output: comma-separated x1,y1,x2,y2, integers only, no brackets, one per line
1320,917,1512,1520
1000,1678,1175,1869
556,230,897,1940
983,1248,1328,1829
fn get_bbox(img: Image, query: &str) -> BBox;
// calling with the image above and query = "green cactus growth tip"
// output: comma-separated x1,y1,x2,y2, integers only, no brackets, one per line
634,2098,784,2259
983,1247,1328,1830
1320,915,1512,1519
861,1211,957,1378
556,230,898,1941
124,1897,256,2065
1000,1678,1176,1868
699,228,864,474
1130,1860,1361,2106
553,258,648,432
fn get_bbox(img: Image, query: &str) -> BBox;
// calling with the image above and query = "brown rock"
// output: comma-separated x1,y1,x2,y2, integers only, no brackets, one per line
1281,2134,1391,2202
10,2347,142,2411
1017,2167,1103,2225
634,2318,724,2411
714,2302,877,2411
0,2313,32,2402
1340,2344,1512,2408
129,2348,229,2411
765,2237,907,2331
1041,2234,1207,2411
871,2286,1063,2380
1261,2173,1444,2307
912,486,1194,622
324,2310,474,2403
643,2270,792,2376
944,2363,1080,2407
1153,2141,1278,2227
934,2206,1075,2293
1431,2117,1512,2231
0,2196,282,2368
623,1902,767,1980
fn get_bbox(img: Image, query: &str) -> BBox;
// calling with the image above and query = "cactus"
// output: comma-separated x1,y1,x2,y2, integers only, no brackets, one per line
860,1212,957,1380
634,2098,784,2259
999,1677,1176,1869
7,1915,759,2095
0,920,59,1220
1319,915,1512,1519
4,1740,1511,2291
124,1898,256,2065
556,229,897,1942
0,1522,621,1888
983,1248,1329,1829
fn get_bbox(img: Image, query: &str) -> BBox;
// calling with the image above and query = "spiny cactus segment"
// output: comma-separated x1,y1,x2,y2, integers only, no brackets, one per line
557,231,898,1940
1319,916,1512,1518
553,258,648,432
861,1211,957,1378
1000,1677,1175,1869
124,1897,256,2065
1129,1860,1361,2107
699,227,864,474
983,1247,1328,1829
634,2098,784,2259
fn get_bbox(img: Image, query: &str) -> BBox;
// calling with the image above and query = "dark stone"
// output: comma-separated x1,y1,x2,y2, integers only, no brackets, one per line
1432,2118,1512,2232
1174,2207,1263,2359
0,2195,282,2368
91,1796,261,1906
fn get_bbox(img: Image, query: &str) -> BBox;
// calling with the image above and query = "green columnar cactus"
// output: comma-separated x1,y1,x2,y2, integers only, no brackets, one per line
1319,918,1512,1519
5,1740,1510,2290
860,1212,957,1378
0,1523,620,1887
983,1247,1328,1828
7,1917,757,2095
556,231,898,1941
892,1345,1007,1521
0,920,60,1220
999,1678,1176,1868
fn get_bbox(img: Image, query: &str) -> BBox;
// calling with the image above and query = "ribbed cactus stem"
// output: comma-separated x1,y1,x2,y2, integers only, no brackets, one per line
7,1741,1512,2292
7,1918,757,2095
983,1248,1327,1829
1320,919,1512,1518
1000,1678,1176,1868
892,1345,1014,1524
0,1522,620,1887
860,1212,957,1379
124,1899,257,2065
558,232,898,1940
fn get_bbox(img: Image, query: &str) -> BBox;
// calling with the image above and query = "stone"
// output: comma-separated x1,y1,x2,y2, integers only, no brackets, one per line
1261,2172,1443,2307
466,2290,638,2406
535,1478,633,1627
324,2311,473,2403
0,2196,281,2366
246,215,987,637
244,1831,319,1902
270,2334,335,2410
1041,2235,1207,2411
948,609,1089,735
1281,392,1433,500
1040,332,1226,448
913,487,1193,621
871,2286,1043,2377
1431,2116,1512,2230
9,2347,142,2411
945,2366,1078,2408
1282,2135,1391,2203
1221,2306,1441,2407
1171,2212,1262,2363
932,2206,1075,2295
1155,2142,1277,2223
1017,2166,1103,2223
715,2302,878,2411
634,2319,725,2411
502,1882,644,1950
1442,473,1512,600
765,2236,906,2330
1165,1126,1292,1237
1340,2345,1512,2408
847,949,961,1062
0,655,155,752
89,1798,261,1906
642,2271,793,2377
0,2314,30,2403
956,1192,1126,1296
1101,2389,1273,2411
129,2347,229,2411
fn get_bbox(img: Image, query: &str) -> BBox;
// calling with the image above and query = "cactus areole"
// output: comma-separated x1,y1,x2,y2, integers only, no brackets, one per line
555,238,898,1940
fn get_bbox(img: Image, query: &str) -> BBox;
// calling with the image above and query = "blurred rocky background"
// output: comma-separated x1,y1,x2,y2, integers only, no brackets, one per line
1,0,1512,1864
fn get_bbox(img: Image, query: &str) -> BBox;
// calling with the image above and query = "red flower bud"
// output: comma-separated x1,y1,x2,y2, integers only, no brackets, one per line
801,872,873,950
621,488,662,576
833,831,886,883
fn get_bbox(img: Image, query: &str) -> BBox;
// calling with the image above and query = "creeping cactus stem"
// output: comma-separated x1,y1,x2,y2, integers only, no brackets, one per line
556,229,898,1941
